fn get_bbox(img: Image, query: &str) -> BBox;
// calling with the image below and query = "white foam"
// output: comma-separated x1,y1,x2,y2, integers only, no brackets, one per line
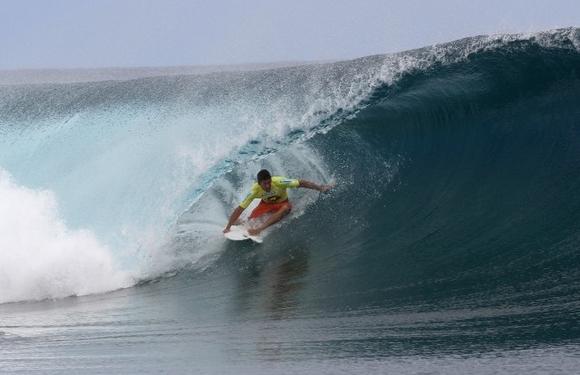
0,169,133,304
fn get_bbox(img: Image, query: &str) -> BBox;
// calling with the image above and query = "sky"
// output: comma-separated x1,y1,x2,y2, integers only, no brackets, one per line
1,0,579,70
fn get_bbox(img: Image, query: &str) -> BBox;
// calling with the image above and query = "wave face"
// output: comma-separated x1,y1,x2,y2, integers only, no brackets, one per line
301,29,580,317
1,28,580,315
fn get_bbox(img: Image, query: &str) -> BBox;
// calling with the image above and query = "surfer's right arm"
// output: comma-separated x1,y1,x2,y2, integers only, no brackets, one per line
224,189,257,233
223,206,245,233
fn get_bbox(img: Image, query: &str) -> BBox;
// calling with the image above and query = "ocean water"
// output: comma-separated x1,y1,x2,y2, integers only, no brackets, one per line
1,28,580,374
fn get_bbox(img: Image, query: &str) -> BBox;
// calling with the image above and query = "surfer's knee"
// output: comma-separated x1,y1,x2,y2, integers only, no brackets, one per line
281,204,291,215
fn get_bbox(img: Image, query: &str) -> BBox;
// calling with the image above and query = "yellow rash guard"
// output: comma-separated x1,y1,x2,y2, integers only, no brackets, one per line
239,176,300,209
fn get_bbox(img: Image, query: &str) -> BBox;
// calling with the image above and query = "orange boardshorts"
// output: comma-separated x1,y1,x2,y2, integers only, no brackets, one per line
249,200,292,219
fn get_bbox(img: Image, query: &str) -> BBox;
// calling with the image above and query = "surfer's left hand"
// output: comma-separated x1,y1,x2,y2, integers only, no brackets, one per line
319,184,335,193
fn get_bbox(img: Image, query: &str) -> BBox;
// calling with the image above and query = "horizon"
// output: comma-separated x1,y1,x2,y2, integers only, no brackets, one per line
1,0,579,71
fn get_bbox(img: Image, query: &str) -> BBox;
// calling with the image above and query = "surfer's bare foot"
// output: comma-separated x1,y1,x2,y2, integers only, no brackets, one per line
248,228,261,236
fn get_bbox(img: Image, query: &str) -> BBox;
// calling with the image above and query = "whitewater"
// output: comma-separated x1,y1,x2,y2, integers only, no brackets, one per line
1,28,580,374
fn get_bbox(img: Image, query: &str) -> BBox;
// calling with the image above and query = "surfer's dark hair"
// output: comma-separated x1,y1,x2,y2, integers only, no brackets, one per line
257,169,271,182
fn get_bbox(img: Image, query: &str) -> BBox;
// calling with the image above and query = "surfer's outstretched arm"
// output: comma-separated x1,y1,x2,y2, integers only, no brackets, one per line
224,206,245,233
298,179,334,193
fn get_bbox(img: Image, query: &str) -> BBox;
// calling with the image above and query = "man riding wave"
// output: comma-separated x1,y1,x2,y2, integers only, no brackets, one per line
223,169,333,236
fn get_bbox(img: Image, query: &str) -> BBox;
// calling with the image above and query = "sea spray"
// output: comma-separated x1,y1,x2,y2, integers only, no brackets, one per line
0,169,132,303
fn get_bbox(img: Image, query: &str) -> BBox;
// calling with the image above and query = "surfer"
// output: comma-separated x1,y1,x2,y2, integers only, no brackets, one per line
223,169,333,236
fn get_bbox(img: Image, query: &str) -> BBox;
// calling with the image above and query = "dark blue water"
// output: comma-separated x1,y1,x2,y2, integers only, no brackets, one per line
1,29,580,373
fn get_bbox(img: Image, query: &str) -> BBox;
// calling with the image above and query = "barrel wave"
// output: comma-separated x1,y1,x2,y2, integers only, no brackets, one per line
1,29,580,367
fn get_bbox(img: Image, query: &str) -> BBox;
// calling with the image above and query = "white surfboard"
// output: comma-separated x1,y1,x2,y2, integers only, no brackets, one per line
224,225,263,243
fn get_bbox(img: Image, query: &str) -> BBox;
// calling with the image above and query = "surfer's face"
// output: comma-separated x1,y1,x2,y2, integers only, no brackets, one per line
259,178,272,192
